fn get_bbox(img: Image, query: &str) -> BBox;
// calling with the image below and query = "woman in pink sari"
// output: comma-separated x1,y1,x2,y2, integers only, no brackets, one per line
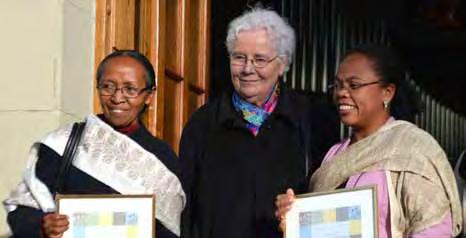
275,45,462,237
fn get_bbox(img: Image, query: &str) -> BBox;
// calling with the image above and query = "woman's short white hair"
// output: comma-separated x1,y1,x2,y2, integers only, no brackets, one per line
226,7,296,71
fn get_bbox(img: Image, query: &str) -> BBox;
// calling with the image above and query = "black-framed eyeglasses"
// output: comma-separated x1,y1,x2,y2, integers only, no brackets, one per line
97,83,153,98
328,80,381,92
229,53,279,68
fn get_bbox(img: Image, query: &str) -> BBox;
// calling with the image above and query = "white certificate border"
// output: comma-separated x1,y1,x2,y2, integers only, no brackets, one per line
285,185,378,238
56,194,155,238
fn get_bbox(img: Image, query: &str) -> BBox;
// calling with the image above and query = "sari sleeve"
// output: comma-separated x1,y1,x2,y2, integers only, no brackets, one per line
409,213,452,238
401,172,453,236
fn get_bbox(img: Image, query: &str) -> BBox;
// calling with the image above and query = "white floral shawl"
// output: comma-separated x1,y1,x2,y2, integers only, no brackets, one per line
3,115,186,235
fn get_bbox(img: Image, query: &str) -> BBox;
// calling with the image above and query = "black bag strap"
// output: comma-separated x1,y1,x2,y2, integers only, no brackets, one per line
54,121,86,193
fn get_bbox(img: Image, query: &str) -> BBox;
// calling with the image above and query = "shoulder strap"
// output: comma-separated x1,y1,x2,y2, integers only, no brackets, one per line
54,121,86,193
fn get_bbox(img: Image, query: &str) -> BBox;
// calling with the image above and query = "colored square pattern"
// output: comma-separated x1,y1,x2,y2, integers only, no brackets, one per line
323,209,336,223
349,206,361,219
71,212,140,238
113,212,126,225
336,206,349,221
85,213,98,225
127,225,139,237
99,213,113,226
299,205,363,238
349,220,362,235
311,211,323,224
126,212,138,225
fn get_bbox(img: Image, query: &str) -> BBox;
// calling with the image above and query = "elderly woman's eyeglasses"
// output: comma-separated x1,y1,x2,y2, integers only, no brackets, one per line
229,53,279,68
328,80,381,92
97,83,152,98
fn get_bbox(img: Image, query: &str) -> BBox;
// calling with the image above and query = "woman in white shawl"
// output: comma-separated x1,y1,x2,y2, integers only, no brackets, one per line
4,50,185,238
275,45,462,237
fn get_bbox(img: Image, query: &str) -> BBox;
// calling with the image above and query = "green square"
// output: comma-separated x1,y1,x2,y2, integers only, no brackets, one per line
84,213,98,226
310,210,323,224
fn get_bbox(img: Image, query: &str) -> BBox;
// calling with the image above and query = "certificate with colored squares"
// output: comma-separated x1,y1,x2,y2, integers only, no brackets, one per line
285,186,377,238
56,194,154,238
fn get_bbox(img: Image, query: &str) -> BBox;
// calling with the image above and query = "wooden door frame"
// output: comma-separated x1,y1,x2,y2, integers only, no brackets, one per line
93,0,166,137
93,0,211,150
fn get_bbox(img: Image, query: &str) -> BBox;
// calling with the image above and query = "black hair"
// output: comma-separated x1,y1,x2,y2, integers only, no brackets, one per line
343,44,420,122
96,50,156,90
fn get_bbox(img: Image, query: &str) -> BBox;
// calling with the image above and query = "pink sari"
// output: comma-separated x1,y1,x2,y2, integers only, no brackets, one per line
322,119,453,238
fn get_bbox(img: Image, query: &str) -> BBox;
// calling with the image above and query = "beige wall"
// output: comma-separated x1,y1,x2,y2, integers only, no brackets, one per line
0,0,95,235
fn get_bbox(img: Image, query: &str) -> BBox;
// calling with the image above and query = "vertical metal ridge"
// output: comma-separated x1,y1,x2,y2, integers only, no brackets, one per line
275,0,466,158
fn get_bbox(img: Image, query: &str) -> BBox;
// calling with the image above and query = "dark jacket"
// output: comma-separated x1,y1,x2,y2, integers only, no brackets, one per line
180,84,339,238
7,123,180,238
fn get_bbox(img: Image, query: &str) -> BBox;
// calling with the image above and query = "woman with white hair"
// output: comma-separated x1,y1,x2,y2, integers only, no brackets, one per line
179,7,338,238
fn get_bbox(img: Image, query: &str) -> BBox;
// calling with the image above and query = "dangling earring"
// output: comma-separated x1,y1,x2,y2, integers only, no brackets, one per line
383,100,390,109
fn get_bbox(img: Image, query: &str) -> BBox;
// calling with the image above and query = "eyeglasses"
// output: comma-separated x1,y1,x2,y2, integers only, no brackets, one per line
97,83,153,98
328,80,381,92
229,53,279,68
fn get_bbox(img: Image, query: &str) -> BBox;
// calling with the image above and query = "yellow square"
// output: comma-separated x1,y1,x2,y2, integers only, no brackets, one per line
127,225,139,238
349,220,362,235
323,209,336,223
98,213,112,226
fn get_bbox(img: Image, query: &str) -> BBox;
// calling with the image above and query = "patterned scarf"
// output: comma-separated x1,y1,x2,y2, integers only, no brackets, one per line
232,84,279,136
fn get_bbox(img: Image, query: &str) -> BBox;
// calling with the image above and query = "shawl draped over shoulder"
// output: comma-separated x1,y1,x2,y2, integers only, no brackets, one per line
309,120,462,236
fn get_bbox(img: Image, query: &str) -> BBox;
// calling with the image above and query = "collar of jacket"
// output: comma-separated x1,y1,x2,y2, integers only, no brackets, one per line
217,80,300,129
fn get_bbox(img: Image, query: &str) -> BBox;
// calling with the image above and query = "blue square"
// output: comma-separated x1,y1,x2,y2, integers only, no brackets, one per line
299,224,312,238
349,206,361,219
125,212,138,225
73,225,85,238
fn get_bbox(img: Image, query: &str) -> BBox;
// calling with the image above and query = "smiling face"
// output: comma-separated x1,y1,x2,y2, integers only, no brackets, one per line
230,28,286,106
98,56,153,128
334,53,395,137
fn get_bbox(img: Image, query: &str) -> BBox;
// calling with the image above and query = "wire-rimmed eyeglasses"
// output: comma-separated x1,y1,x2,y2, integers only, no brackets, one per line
97,83,153,98
328,80,381,93
229,53,279,68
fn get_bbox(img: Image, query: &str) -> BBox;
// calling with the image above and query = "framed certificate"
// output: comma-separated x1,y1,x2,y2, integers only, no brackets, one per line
285,186,377,238
56,194,155,238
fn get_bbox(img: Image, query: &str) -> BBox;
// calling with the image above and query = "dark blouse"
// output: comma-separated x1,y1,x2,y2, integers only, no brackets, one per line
7,122,181,238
